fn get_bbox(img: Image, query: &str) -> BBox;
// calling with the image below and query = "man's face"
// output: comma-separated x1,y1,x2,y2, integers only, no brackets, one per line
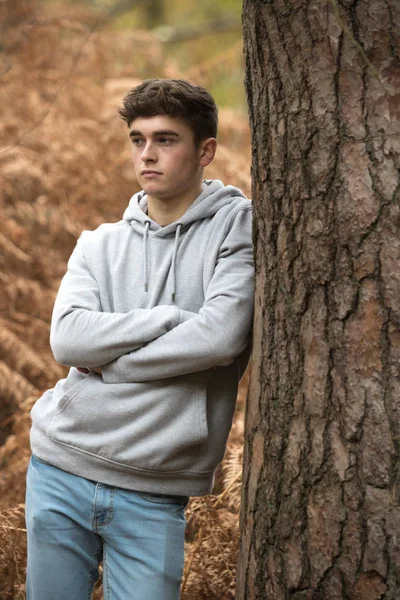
129,115,207,203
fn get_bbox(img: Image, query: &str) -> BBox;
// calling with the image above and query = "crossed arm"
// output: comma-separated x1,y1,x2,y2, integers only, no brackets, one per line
50,240,197,368
50,208,254,381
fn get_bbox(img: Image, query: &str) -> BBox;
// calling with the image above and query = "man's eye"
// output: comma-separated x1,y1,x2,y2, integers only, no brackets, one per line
131,138,143,145
159,138,172,145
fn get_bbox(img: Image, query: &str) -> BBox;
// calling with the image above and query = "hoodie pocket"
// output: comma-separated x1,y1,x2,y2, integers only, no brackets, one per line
31,370,91,433
46,374,209,473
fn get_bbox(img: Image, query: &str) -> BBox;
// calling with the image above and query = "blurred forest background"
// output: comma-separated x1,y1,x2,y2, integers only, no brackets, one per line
0,0,251,598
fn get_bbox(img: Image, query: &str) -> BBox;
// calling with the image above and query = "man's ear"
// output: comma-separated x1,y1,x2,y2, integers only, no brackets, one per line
199,138,217,167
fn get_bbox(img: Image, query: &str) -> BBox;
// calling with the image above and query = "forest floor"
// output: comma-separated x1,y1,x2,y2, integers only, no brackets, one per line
0,1,251,598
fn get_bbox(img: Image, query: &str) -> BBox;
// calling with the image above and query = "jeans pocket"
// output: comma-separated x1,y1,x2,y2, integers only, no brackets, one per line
31,454,52,467
138,492,189,507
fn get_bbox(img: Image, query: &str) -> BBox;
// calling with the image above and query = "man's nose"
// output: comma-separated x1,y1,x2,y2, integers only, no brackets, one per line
141,142,156,162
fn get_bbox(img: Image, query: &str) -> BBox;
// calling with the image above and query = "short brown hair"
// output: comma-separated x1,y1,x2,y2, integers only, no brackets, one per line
118,79,218,145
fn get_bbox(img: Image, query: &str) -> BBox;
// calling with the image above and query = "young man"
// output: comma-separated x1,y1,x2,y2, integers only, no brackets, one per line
26,79,254,600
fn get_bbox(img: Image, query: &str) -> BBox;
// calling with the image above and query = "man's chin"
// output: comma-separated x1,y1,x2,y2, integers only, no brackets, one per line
141,181,163,194
142,186,173,201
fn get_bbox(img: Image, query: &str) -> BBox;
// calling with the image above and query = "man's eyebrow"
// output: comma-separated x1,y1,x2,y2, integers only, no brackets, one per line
129,129,180,137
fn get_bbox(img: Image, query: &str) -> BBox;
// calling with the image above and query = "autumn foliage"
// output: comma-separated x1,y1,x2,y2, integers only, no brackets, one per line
0,0,251,598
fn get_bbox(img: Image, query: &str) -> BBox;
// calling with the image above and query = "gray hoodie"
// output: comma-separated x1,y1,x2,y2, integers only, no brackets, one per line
30,180,254,496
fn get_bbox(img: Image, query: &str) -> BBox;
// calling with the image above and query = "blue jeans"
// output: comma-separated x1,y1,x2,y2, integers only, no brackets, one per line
25,455,188,600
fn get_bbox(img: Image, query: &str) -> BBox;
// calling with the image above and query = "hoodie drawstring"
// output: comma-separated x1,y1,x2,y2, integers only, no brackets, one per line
143,221,150,292
142,221,182,300
170,224,182,302
143,221,182,301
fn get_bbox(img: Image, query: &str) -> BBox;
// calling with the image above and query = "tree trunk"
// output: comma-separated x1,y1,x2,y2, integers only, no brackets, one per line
237,1,400,598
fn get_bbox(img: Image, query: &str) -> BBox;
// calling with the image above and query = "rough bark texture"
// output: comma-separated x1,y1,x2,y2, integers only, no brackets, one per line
237,1,400,598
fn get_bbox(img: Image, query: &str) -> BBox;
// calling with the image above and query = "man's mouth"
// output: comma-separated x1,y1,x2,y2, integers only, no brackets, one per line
141,170,162,176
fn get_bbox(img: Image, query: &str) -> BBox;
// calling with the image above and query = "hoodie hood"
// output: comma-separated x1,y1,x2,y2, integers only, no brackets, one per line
123,179,249,299
123,179,248,236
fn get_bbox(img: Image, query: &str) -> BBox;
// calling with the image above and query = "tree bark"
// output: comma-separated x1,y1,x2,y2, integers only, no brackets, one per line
237,1,400,598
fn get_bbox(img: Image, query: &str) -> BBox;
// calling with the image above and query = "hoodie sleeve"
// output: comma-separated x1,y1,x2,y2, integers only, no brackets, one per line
50,238,194,368
101,207,254,383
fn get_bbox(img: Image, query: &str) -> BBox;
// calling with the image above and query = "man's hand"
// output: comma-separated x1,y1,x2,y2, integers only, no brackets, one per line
77,367,102,375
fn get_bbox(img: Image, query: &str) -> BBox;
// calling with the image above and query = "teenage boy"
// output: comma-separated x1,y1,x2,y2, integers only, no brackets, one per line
26,78,254,600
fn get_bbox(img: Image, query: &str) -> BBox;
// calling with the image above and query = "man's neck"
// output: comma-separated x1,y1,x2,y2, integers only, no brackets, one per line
147,186,203,226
